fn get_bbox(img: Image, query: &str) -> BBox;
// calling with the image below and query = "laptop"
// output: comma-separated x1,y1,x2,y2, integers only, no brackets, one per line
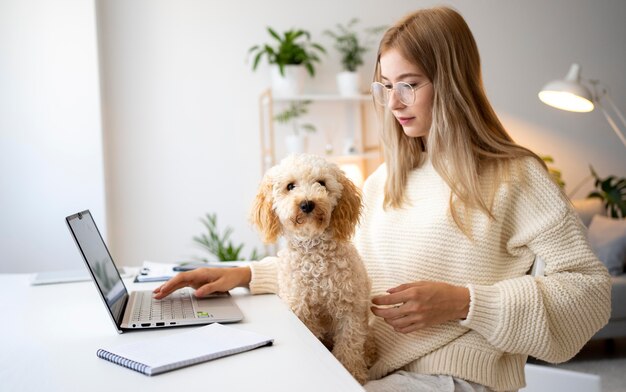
66,210,243,333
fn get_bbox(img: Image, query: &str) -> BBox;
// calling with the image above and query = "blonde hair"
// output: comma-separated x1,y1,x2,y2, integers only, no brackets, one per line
374,6,545,235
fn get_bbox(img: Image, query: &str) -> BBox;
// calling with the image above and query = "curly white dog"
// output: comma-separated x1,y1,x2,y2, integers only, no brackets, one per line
251,154,373,384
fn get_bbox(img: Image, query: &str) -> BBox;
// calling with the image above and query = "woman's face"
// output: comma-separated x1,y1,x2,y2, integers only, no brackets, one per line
379,48,434,138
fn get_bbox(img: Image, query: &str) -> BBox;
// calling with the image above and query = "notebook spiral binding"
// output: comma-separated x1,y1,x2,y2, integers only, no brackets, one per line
97,349,150,375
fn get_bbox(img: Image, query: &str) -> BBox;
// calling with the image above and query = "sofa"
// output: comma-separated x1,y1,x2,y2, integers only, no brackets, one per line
571,198,626,340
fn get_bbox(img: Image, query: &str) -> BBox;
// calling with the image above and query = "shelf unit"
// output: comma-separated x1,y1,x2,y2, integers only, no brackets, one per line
258,89,382,182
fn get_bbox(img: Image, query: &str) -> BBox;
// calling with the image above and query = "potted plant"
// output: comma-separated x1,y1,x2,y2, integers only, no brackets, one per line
324,19,385,96
248,27,326,96
588,166,626,218
274,100,316,153
193,213,261,262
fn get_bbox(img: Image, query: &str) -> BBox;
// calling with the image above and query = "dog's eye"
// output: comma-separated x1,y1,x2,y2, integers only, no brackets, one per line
286,183,295,191
317,180,326,187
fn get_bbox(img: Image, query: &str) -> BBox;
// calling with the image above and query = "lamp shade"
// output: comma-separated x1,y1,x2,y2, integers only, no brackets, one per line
538,63,594,112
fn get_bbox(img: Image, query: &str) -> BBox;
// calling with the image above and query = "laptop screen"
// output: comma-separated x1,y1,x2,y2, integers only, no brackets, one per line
66,210,128,327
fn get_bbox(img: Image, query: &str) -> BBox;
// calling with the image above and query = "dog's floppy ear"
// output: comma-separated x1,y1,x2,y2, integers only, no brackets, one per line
330,168,362,241
250,175,281,244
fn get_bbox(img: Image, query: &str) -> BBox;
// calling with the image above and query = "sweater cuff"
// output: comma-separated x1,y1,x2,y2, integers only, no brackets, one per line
459,284,502,339
249,256,279,294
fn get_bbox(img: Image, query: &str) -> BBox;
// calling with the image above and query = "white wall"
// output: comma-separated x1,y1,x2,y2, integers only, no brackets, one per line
95,0,416,267
0,0,106,273
465,0,626,199
97,0,626,268
3,0,625,272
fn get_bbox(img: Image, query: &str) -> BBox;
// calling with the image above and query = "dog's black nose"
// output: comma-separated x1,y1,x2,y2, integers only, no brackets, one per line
299,200,315,213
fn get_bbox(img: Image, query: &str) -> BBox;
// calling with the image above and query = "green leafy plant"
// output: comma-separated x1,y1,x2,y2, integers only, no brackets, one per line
193,213,261,262
248,27,326,77
323,18,386,72
588,166,626,218
274,100,316,135
541,155,565,189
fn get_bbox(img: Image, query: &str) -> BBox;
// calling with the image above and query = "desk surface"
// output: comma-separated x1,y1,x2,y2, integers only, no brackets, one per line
0,274,364,392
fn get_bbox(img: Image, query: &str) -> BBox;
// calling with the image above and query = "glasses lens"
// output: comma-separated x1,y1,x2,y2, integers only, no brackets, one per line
397,82,415,105
371,82,387,106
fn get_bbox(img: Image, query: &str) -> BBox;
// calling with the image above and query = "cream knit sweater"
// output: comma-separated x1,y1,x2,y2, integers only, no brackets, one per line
249,157,611,391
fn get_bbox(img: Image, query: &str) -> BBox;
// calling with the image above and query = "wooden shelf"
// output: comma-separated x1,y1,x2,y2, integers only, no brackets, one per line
258,89,382,179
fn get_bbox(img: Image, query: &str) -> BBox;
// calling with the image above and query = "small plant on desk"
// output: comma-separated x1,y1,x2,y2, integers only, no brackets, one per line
193,213,261,262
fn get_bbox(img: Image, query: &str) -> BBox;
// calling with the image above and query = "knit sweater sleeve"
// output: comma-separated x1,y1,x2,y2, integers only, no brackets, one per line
248,256,279,294
460,158,612,363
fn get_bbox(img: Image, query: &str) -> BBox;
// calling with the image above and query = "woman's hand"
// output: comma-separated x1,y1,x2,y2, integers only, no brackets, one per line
370,281,470,334
152,266,251,299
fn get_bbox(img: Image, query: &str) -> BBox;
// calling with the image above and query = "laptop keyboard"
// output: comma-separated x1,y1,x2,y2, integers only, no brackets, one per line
131,289,195,322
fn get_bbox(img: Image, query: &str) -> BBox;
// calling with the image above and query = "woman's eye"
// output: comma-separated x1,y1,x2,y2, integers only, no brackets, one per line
317,180,326,187
401,82,419,88
287,183,295,191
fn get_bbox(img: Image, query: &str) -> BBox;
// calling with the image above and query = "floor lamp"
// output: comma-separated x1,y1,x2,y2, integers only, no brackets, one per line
538,63,626,151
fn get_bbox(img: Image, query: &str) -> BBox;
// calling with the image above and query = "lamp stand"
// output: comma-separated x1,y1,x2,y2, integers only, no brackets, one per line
591,81,626,150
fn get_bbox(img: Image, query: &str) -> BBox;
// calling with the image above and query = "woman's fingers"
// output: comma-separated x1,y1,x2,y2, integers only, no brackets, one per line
370,281,470,333
371,290,410,306
371,304,424,333
152,269,209,299
194,279,224,297
153,267,251,299
370,304,403,318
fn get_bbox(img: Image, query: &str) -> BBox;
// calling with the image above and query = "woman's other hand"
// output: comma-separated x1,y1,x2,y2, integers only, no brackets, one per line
370,281,470,334
152,266,251,299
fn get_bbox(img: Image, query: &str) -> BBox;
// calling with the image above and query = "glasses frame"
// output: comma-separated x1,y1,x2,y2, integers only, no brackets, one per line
370,81,431,107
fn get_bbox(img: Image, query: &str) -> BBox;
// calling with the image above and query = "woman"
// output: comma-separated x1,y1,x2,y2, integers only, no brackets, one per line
351,6,610,391
154,7,610,391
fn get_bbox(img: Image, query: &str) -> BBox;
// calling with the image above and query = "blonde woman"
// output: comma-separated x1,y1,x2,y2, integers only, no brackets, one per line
154,6,610,391
358,6,610,391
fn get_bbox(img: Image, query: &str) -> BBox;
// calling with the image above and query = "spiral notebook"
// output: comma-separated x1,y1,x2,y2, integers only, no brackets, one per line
96,323,273,376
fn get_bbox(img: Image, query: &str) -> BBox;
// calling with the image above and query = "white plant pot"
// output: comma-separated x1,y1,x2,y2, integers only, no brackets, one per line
336,71,361,96
285,134,308,154
271,65,306,97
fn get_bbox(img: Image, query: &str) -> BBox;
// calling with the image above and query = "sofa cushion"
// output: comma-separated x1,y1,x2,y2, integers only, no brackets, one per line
588,214,626,276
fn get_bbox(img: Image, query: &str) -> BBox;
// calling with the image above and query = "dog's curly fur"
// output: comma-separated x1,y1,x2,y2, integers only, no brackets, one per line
251,154,373,384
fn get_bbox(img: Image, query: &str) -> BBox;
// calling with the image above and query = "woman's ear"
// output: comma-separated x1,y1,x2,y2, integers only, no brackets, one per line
330,170,362,241
250,177,281,243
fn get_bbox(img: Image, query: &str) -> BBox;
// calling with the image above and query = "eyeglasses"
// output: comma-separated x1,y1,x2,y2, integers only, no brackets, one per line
370,81,430,107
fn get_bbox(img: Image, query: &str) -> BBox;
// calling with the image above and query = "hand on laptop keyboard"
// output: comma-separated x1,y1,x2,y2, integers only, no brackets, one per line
152,266,252,299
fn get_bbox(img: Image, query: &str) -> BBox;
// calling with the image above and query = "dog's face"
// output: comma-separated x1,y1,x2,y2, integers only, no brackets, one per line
271,155,343,239
252,154,361,243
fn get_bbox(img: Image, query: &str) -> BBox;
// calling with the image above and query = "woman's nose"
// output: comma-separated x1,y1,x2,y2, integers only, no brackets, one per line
387,89,405,110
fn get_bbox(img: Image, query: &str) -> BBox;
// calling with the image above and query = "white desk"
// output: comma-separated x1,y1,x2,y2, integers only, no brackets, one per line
0,274,364,392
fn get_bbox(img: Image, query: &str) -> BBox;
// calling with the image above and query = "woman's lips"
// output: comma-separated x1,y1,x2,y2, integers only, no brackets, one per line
397,117,414,125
